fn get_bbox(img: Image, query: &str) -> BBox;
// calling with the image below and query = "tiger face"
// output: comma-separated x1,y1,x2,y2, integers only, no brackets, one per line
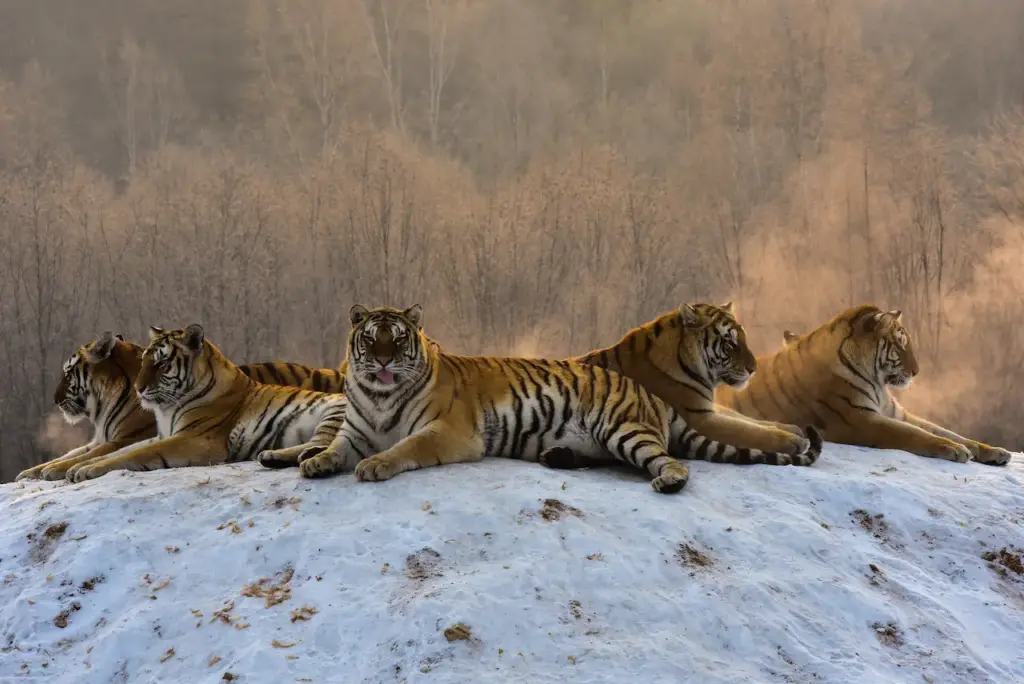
680,301,757,388
54,333,128,424
135,324,206,409
862,309,919,389
347,304,426,388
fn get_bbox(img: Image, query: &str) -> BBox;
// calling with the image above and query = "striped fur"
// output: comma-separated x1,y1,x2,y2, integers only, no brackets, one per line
575,302,818,459
16,334,346,482
718,305,1012,465
281,305,824,494
57,324,347,483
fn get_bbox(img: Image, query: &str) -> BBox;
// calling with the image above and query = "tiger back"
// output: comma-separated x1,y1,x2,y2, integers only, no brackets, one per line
574,302,813,457
278,304,822,494
58,324,348,482
718,305,1012,465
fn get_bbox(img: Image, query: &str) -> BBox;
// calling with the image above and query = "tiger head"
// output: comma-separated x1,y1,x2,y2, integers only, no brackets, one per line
347,304,430,390
135,324,208,409
54,332,140,424
849,308,919,389
679,301,757,388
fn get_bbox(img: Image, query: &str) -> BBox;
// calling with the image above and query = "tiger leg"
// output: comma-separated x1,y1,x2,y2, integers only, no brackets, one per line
686,410,810,455
715,406,805,438
353,425,484,483
16,444,95,481
601,422,689,494
38,440,144,481
836,415,972,463
902,413,1012,466
66,435,228,483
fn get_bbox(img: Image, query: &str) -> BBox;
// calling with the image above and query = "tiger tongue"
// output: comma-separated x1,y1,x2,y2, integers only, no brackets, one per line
375,370,396,384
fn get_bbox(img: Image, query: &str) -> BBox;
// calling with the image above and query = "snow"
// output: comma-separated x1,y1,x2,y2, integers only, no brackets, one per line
2,445,1023,684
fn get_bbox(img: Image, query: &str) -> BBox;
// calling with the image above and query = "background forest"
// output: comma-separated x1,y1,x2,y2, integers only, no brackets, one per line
1,0,1023,481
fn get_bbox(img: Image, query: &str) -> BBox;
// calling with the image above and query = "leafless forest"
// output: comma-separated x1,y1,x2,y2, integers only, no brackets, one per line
1,0,1023,480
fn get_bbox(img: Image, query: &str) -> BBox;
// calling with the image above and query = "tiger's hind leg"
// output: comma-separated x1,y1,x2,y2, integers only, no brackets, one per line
600,422,689,494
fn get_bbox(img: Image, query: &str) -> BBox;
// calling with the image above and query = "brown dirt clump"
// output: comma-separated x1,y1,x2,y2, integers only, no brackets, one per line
676,543,714,569
405,548,442,581
982,547,1024,578
871,621,903,648
443,623,472,642
53,602,81,628
539,499,583,522
241,567,294,608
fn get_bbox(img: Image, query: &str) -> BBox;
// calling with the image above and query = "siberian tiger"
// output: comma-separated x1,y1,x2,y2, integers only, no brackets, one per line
259,305,823,494
15,333,346,482
57,324,352,483
573,302,815,458
718,305,1013,465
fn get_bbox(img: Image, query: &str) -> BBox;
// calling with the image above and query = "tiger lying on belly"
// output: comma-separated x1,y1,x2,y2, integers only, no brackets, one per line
574,301,814,458
259,305,823,493
16,332,345,482
720,305,1012,465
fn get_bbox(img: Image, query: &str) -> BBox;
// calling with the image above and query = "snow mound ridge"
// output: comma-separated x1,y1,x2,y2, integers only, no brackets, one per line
2,446,1023,684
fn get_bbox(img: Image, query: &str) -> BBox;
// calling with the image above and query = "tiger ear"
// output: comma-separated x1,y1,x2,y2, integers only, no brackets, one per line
350,305,369,326
888,309,903,323
148,326,165,342
783,330,799,345
678,303,702,328
86,331,118,363
403,304,423,330
183,323,205,352
114,334,124,342
720,301,735,315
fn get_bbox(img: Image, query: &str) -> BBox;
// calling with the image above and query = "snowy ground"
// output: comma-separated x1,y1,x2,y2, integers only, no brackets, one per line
1,445,1023,684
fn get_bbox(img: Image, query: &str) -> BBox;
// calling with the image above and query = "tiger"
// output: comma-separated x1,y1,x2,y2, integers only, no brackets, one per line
15,332,347,482
259,304,823,494
573,302,817,459
717,304,1013,465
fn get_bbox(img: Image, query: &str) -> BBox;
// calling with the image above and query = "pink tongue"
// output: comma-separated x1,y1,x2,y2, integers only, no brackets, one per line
375,370,395,384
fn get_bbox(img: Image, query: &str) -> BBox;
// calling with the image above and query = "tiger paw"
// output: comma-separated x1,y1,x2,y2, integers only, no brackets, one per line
297,446,326,463
933,441,971,463
40,466,73,481
650,463,689,494
299,454,332,479
538,447,579,470
776,422,806,438
67,463,107,483
354,455,398,482
15,467,43,481
973,445,1012,466
257,450,295,469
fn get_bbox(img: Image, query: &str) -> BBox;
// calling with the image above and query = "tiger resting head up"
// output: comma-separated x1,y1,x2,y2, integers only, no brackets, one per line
55,332,143,425
135,323,220,409
679,301,757,389
793,306,919,390
346,304,430,390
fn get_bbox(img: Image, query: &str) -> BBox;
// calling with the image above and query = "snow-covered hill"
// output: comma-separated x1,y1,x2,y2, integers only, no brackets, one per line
1,445,1023,684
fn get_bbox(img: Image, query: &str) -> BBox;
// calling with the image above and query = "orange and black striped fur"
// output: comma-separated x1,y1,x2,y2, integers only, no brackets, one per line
719,305,1012,465
574,302,816,458
16,334,346,482
266,305,823,494
49,325,347,482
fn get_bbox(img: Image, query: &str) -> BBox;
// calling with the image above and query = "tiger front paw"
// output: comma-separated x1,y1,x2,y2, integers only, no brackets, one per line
67,463,109,483
15,467,44,482
973,445,1012,466
776,422,806,438
354,455,398,482
40,465,73,481
298,452,341,479
933,441,971,464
